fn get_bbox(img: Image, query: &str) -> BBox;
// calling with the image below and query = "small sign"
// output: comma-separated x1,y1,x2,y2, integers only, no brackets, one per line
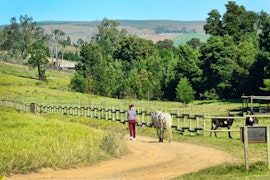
240,126,267,143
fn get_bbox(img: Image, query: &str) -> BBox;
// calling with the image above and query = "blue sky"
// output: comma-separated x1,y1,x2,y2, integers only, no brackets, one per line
1,0,270,25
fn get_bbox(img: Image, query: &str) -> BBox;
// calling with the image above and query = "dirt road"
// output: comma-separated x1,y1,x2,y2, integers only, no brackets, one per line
7,135,234,180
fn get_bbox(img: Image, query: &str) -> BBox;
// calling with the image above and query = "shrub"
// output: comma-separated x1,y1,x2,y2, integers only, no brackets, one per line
70,73,88,93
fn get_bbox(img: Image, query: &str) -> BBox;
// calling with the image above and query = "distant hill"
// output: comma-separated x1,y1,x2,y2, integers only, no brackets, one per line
2,20,209,46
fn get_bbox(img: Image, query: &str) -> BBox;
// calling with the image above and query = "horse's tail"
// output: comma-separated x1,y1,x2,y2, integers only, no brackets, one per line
165,113,173,143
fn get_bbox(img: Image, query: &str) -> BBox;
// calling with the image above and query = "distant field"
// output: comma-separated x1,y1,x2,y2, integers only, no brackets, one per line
1,20,207,44
37,20,206,44
173,33,210,46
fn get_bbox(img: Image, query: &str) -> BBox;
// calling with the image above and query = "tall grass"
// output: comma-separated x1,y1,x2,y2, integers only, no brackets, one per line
0,107,128,175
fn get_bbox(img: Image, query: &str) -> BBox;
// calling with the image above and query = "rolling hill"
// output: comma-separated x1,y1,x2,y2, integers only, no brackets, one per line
38,20,209,46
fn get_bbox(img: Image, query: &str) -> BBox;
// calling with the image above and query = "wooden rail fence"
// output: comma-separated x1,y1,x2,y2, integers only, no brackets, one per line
3,99,261,136
0,100,206,134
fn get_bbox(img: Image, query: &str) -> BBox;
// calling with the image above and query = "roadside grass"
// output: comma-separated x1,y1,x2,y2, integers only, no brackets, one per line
0,107,128,176
173,161,270,180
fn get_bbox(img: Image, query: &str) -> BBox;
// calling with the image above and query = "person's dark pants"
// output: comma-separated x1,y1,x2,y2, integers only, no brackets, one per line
128,120,136,138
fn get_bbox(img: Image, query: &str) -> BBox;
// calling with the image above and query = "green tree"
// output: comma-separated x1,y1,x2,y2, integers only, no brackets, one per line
205,1,259,43
252,52,270,95
70,73,88,93
232,40,258,96
1,15,44,59
19,15,44,58
174,44,202,97
156,39,174,51
1,17,21,57
92,18,127,56
114,35,159,99
114,35,156,64
126,68,142,99
77,43,103,93
186,38,201,49
157,49,177,100
223,1,258,42
199,35,236,98
27,40,49,81
175,77,195,104
258,14,270,95
203,9,223,36
259,16,270,52
260,79,270,92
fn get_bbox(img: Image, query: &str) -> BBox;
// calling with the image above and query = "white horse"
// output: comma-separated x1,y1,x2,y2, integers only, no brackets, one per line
151,111,173,143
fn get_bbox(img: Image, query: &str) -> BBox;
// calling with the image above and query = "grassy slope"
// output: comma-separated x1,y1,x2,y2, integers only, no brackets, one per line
0,107,128,175
1,61,270,178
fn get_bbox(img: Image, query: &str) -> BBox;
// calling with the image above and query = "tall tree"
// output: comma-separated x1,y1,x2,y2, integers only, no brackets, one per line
27,40,49,81
199,35,236,98
174,44,202,97
259,16,270,52
1,17,21,57
1,15,44,59
203,9,223,36
92,18,127,57
49,29,65,67
113,35,159,99
222,1,258,42
232,40,258,96
19,15,44,58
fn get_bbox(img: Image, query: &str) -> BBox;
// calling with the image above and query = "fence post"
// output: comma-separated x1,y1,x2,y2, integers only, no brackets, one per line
30,103,36,114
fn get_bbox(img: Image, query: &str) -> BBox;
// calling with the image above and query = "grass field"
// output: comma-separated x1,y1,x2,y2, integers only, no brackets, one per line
173,33,210,46
1,61,270,179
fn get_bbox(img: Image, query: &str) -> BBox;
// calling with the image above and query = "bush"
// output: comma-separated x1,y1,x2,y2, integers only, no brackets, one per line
70,73,88,93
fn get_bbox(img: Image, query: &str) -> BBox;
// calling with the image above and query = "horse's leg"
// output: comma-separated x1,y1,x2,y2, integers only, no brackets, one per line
161,127,164,142
228,126,232,138
156,128,159,141
213,125,218,137
156,128,161,142
159,128,162,142
210,123,214,137
167,127,172,143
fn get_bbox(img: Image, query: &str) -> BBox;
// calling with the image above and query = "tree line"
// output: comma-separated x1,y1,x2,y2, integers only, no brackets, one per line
1,1,270,103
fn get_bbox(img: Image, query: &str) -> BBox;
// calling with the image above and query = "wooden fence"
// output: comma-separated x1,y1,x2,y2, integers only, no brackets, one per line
5,99,266,137
1,100,206,135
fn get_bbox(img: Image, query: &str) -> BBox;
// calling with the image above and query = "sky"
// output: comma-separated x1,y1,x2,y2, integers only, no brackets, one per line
1,0,270,25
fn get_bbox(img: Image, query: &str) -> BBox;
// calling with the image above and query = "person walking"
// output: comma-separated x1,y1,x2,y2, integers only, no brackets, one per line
127,104,137,140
